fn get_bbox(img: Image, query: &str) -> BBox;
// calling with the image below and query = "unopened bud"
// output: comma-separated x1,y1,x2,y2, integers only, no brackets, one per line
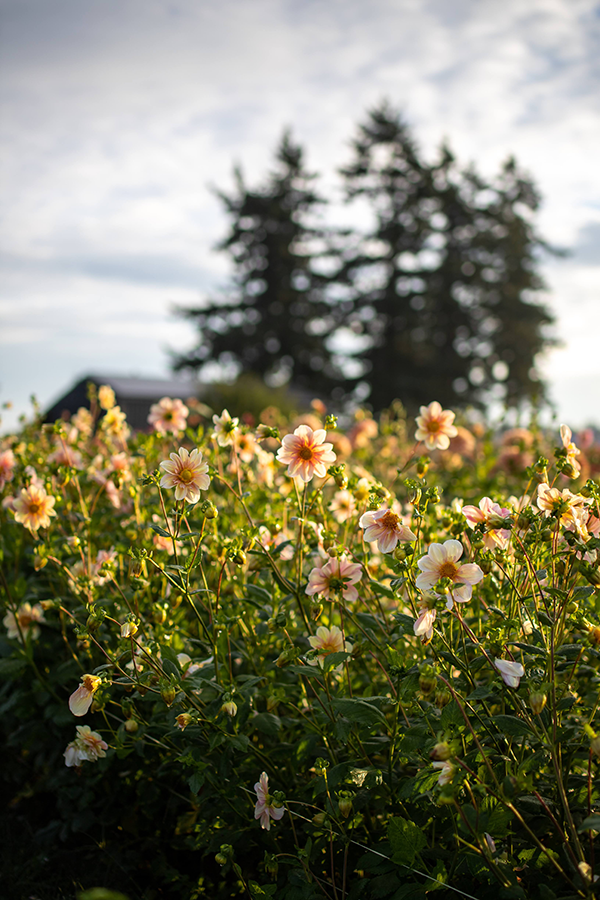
200,500,218,519
176,713,193,730
121,620,138,638
435,689,451,709
161,686,177,707
314,758,329,777
124,718,139,733
312,812,327,826
338,794,353,818
430,741,451,761
529,692,547,715
221,700,237,717
393,545,408,561
33,553,48,571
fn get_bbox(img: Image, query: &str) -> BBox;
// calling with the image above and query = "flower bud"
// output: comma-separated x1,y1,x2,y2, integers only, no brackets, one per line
124,718,139,733
529,692,547,715
176,713,192,730
221,700,237,717
338,794,353,818
393,545,408,561
430,741,451,761
200,500,218,519
314,758,329,777
312,812,327,826
121,620,138,638
33,552,48,571
161,686,177,707
435,689,451,709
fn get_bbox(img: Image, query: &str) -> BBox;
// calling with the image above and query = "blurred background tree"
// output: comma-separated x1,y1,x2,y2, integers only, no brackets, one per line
336,102,556,413
174,132,354,399
175,105,555,414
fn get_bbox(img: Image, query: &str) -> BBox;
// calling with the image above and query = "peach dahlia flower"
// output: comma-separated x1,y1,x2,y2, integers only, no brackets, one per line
148,396,189,434
416,539,483,610
254,772,285,831
359,507,417,554
3,602,45,641
276,425,336,484
462,496,512,550
306,557,363,603
0,449,15,489
69,674,102,717
308,624,352,667
159,447,210,502
415,401,458,451
13,484,56,531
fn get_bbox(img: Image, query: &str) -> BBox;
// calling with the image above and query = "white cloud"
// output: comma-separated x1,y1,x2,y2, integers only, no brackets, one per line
1,0,599,430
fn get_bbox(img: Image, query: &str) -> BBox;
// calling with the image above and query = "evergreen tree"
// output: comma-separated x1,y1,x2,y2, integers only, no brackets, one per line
174,132,351,397
337,102,555,412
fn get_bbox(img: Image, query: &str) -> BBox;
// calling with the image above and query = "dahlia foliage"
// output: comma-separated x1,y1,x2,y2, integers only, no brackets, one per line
3,392,600,898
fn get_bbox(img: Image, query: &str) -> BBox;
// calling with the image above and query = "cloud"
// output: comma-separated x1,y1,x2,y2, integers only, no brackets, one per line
1,0,600,429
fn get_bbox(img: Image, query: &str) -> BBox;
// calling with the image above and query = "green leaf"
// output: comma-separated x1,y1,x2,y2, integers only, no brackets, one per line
188,771,205,794
0,657,28,678
251,713,282,735
578,813,600,833
149,523,171,538
248,883,277,898
246,584,272,603
371,581,394,598
322,651,351,674
333,698,387,728
440,700,464,729
490,715,534,738
388,816,427,867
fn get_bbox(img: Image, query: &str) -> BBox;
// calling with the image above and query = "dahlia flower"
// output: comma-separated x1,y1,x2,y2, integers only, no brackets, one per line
308,624,352,667
415,401,458,451
13,484,56,531
359,507,416,554
416,540,483,610
148,396,189,434
560,424,581,477
254,772,285,831
494,658,525,688
3,602,45,642
212,409,239,447
69,674,102,716
413,606,436,641
462,496,512,550
0,449,15,489
64,725,108,767
276,425,336,483
159,447,210,502
305,557,363,603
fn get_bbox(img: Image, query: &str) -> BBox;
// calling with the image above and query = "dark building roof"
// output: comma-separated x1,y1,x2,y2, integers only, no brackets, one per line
45,374,203,431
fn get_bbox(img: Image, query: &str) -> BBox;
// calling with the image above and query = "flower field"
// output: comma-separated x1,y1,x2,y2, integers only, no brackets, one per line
3,388,600,899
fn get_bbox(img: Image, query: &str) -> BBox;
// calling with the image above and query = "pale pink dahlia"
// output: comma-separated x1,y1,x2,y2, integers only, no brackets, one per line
416,540,483,610
462,496,512,550
69,674,102,716
212,409,239,447
148,397,189,434
494,658,524,689
560,424,581,477
329,489,357,523
13,484,56,531
415,401,458,451
3,602,45,641
254,772,285,831
64,725,108,767
359,507,417,554
276,425,336,483
413,606,436,641
0,449,15,489
305,557,362,603
159,447,210,502
308,624,352,666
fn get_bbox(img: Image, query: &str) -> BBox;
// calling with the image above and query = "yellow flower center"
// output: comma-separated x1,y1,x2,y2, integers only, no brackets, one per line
299,445,314,461
380,511,399,529
28,501,42,514
428,421,441,433
179,468,194,484
439,561,458,579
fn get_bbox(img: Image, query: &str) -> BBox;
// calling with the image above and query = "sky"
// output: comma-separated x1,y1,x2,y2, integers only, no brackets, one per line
1,0,599,432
